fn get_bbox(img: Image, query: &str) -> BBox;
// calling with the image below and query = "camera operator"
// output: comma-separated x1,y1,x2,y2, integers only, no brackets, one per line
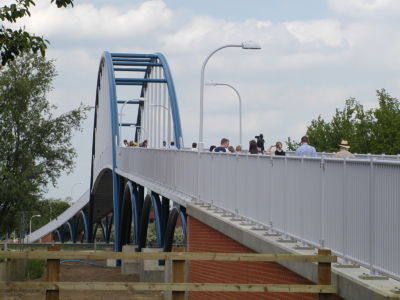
255,134,265,153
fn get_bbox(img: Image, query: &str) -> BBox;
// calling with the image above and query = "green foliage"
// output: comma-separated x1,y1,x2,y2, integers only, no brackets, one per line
28,198,71,234
287,89,400,155
147,222,157,247
285,137,300,151
0,53,90,233
0,0,74,65
25,259,45,280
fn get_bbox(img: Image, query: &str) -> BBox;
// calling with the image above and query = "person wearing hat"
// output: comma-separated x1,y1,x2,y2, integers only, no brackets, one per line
334,140,355,158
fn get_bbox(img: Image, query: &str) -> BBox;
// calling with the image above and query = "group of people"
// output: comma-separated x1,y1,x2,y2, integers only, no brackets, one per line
207,138,286,155
207,136,355,158
123,139,178,149
123,140,139,147
124,135,355,158
294,136,355,158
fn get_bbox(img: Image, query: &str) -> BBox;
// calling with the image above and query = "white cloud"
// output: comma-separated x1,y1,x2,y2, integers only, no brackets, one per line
328,0,400,16
284,20,347,48
22,0,173,39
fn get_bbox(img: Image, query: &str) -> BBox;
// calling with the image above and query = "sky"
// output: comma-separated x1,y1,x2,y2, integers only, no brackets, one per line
13,0,400,200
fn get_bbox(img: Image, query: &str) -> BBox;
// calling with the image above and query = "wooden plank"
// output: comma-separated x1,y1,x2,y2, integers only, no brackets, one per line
46,245,60,300
0,282,337,293
172,247,186,300
0,251,337,262
318,249,333,300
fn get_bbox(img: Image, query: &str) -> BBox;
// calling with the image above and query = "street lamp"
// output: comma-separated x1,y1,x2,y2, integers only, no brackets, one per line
119,97,145,145
29,214,41,236
149,104,171,147
206,82,243,147
199,41,261,150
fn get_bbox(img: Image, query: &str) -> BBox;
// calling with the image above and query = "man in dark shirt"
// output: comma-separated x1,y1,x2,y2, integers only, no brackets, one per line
214,138,230,152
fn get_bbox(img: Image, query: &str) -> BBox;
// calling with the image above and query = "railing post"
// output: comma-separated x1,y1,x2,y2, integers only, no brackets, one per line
46,245,60,300
368,158,376,275
318,249,332,300
172,247,186,300
320,157,325,248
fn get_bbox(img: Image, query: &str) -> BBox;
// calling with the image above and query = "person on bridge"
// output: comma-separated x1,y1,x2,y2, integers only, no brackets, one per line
139,140,148,148
209,145,216,152
334,140,355,158
169,141,178,150
214,138,230,152
267,142,286,156
249,140,259,154
295,136,317,157
191,142,198,151
235,145,243,153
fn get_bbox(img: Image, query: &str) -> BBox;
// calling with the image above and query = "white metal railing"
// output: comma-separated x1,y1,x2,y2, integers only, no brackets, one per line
285,150,400,161
117,147,400,280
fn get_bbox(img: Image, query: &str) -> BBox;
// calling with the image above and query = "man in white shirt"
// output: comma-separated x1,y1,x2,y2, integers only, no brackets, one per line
191,142,198,151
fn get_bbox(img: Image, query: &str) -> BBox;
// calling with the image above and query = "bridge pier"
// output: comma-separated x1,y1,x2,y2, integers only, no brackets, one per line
121,245,140,275
139,248,165,283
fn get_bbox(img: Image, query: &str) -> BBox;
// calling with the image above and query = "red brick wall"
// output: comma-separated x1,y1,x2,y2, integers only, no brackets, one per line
188,216,326,300
40,233,53,243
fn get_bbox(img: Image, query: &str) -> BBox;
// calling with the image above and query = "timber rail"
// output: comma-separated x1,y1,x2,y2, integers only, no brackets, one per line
0,246,337,300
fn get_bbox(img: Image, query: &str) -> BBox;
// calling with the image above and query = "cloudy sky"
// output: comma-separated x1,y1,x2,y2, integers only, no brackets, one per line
16,0,400,200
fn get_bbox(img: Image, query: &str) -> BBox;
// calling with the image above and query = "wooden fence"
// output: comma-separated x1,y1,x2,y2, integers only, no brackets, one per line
0,247,337,300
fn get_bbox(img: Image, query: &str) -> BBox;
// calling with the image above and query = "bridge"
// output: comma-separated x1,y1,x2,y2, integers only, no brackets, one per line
28,52,400,299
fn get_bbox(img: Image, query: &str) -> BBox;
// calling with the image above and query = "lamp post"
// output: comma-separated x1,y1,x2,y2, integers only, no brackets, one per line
198,41,261,150
149,104,171,147
206,82,243,147
119,97,145,145
29,214,41,237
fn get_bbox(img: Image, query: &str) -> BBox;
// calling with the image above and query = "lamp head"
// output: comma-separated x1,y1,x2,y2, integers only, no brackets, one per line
241,41,262,50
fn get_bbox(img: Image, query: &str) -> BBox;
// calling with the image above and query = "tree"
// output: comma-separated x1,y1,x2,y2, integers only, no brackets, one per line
285,137,300,151
0,0,74,65
369,90,400,154
0,53,90,233
286,89,400,155
28,198,71,234
13,197,70,237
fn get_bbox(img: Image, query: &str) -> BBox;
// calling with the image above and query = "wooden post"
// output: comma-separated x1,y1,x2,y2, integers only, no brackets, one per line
318,249,332,300
46,245,60,300
172,247,186,300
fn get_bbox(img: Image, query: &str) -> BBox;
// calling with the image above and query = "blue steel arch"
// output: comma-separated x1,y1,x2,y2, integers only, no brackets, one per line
89,52,183,252
75,210,90,243
61,221,75,243
178,208,187,245
54,230,62,243
151,193,163,248
155,53,183,147
128,182,143,246
119,181,142,246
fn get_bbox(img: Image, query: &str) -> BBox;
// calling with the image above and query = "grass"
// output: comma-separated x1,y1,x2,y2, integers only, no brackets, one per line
25,259,45,280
